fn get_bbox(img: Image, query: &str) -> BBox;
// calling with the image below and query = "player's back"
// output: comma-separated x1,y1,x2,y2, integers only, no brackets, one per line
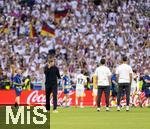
116,64,133,83
76,74,86,89
63,75,70,86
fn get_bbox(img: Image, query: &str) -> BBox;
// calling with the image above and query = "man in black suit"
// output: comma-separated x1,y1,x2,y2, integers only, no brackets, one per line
44,58,61,112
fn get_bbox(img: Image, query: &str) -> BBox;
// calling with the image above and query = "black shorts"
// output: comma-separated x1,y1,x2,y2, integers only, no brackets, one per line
145,87,150,98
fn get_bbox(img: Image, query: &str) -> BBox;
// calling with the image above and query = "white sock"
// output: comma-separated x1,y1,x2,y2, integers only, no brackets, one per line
93,101,96,106
76,100,78,105
80,102,83,107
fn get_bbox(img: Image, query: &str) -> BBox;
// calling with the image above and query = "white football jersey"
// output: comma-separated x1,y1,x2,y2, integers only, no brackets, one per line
76,74,87,89
116,64,133,83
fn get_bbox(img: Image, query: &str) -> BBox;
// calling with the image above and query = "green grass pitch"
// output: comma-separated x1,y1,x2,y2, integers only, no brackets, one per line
50,106,150,129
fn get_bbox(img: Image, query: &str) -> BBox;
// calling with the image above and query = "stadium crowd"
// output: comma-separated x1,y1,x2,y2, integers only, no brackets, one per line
0,0,149,89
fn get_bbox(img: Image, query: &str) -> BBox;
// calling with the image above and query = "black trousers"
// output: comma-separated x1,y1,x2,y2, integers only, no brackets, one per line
97,86,110,107
45,84,57,110
117,83,130,106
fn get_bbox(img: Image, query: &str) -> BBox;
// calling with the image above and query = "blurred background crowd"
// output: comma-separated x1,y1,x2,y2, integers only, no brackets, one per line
0,0,149,89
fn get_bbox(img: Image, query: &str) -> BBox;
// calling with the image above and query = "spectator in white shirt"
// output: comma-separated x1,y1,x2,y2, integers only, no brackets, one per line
95,58,111,112
116,56,133,111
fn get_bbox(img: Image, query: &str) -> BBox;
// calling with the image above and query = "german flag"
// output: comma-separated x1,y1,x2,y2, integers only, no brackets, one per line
29,23,36,38
0,23,9,34
40,22,55,37
54,9,68,24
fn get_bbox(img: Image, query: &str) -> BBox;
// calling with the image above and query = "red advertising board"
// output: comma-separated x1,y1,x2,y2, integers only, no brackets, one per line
0,90,149,107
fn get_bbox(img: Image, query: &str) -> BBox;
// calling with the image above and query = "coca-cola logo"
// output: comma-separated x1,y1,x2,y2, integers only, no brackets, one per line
26,90,75,106
27,91,46,105
50,91,75,106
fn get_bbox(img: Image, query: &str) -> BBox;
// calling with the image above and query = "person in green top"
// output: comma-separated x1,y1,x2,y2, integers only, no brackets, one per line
24,75,31,90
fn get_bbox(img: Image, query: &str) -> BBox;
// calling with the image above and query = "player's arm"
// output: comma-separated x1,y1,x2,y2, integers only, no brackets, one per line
116,67,119,83
13,81,24,88
14,82,23,86
56,67,61,79
116,74,119,83
144,79,150,83
129,73,132,84
108,75,111,86
112,80,118,85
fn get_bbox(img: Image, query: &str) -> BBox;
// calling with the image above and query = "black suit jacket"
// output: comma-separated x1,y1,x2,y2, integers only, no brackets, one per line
44,65,61,87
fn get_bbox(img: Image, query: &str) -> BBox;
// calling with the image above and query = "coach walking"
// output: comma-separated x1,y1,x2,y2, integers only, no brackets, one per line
95,58,111,111
116,56,133,111
44,58,61,112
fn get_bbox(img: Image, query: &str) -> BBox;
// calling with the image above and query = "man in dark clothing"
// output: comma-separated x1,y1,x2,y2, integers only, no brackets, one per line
44,58,61,112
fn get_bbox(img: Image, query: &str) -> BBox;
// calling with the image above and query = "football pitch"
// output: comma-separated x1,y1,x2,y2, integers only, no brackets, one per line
0,106,50,129
50,107,150,129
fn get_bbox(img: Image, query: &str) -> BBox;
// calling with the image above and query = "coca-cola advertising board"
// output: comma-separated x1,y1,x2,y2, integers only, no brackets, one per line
0,90,149,107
